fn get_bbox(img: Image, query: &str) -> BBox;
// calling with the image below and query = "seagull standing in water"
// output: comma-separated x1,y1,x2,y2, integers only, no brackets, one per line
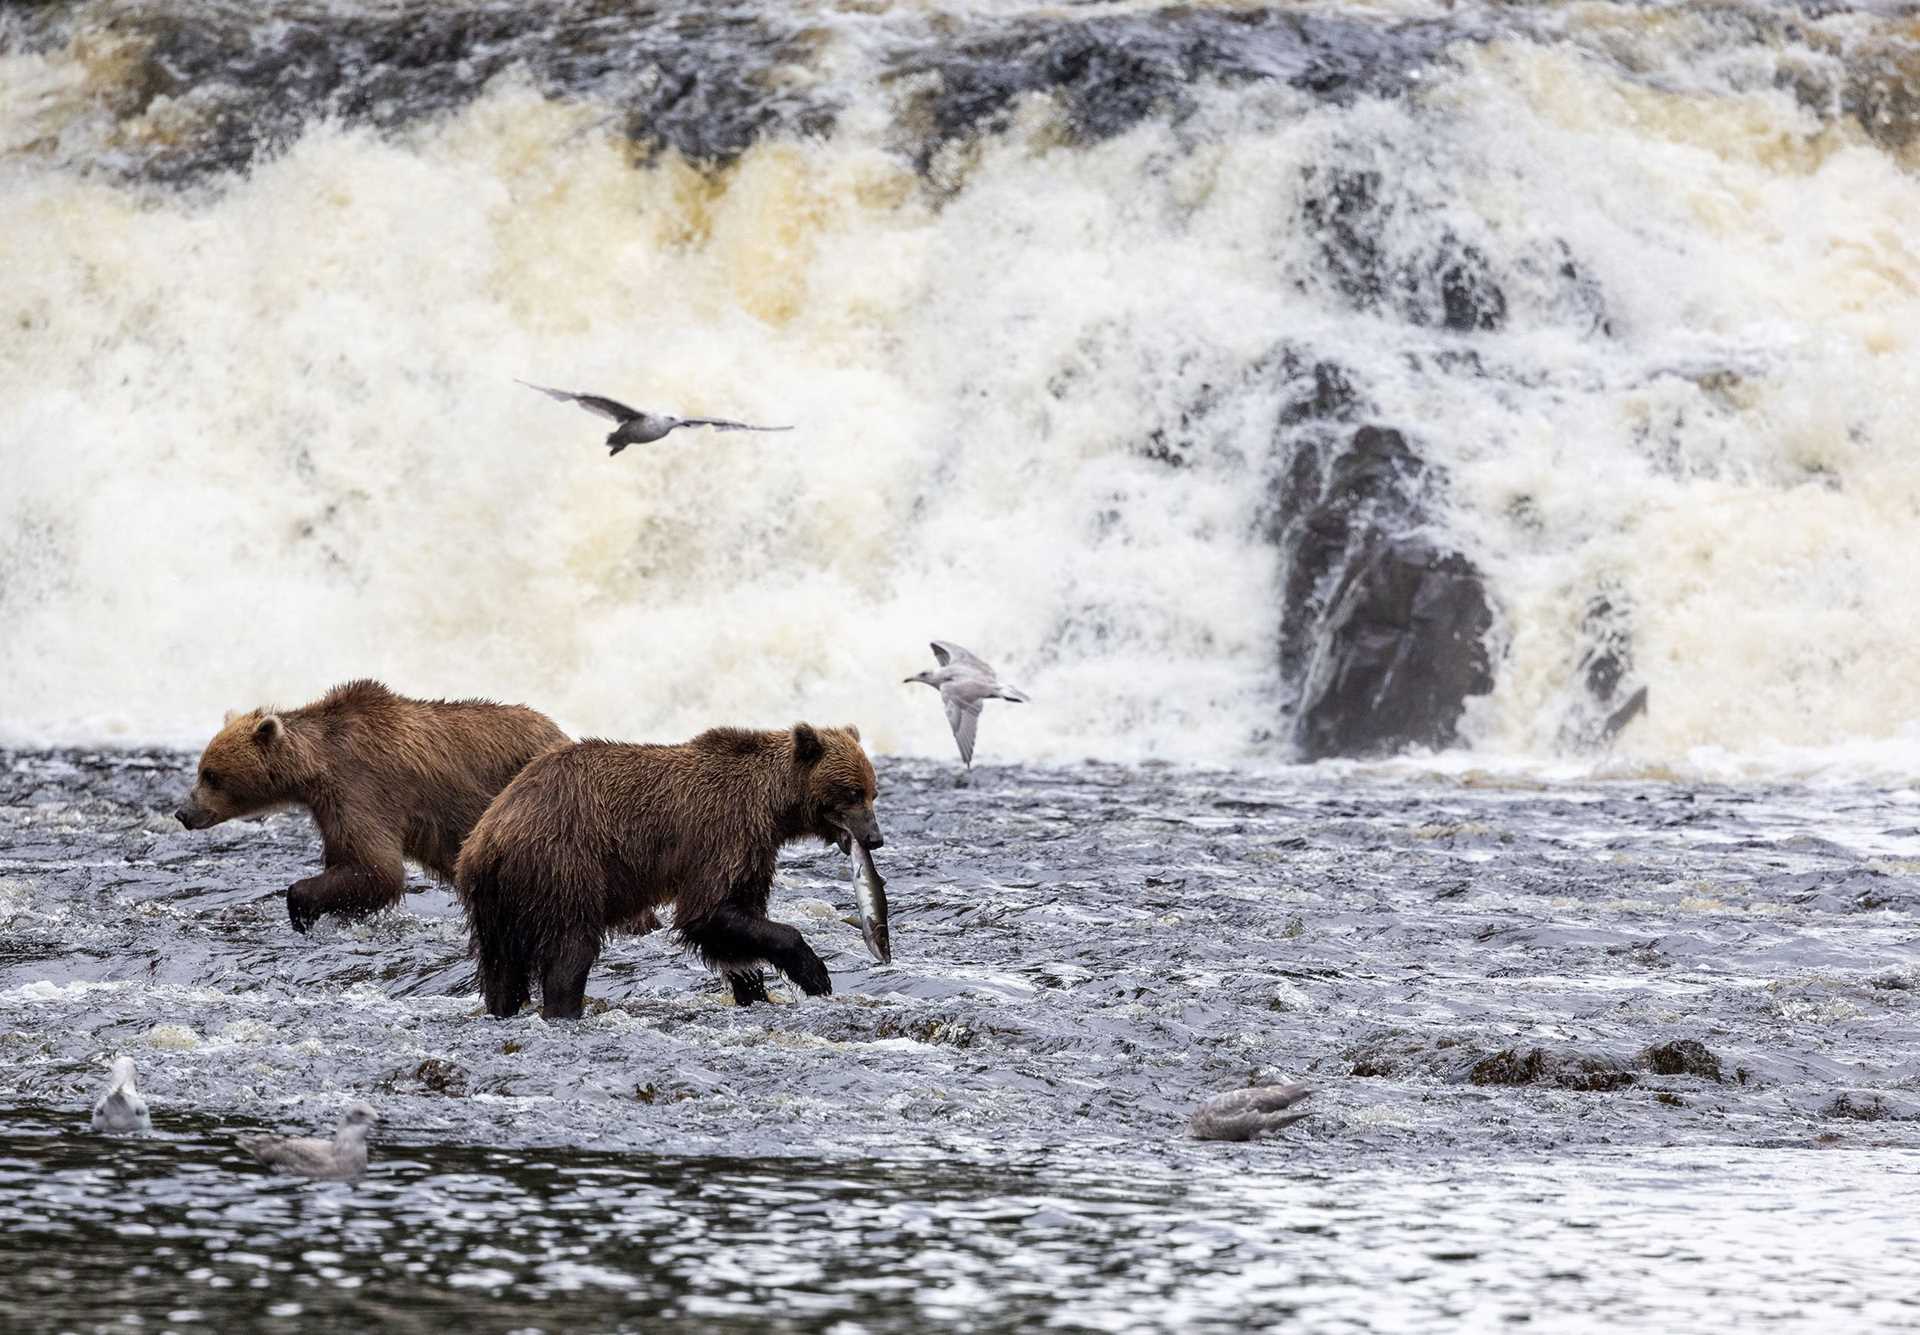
239,1102,378,1181
1188,1084,1313,1141
904,640,1030,770
517,380,793,456
91,1055,152,1134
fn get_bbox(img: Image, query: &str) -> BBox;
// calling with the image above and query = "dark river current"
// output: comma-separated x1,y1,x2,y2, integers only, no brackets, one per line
1,751,1916,1331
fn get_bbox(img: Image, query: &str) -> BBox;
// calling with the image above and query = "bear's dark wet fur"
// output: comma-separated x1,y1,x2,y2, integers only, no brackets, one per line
176,679,569,932
455,723,882,1018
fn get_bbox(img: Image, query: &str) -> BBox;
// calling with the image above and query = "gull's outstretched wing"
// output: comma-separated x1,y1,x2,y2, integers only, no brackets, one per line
669,417,794,434
930,641,991,672
943,694,982,767
517,380,641,424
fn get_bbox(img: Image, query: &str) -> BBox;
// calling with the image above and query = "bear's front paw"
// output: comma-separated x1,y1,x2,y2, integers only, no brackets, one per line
286,883,324,934
787,952,832,998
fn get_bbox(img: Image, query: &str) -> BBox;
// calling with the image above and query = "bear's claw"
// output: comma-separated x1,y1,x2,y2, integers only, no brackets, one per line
787,953,832,998
286,886,322,933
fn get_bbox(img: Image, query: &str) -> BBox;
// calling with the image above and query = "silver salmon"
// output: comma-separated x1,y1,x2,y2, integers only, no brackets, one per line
851,841,891,964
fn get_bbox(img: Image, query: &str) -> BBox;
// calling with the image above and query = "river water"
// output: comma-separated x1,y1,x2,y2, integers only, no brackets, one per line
3,751,1917,1330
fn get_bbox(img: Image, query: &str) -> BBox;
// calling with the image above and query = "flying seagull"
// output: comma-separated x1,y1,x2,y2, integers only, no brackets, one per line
1188,1084,1313,1141
91,1055,152,1134
517,380,793,456
239,1102,378,1180
904,640,1030,769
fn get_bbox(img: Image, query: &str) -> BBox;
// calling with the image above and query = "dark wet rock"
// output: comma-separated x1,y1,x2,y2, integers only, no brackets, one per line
5,2,834,184
1777,28,1920,159
1295,536,1495,760
5,1,1484,186
1346,1032,1641,1092
1343,1029,1466,1080
1295,164,1626,340
1467,1047,1637,1092
1259,372,1495,759
414,1058,470,1097
1269,414,1417,683
1640,1039,1723,1082
379,1058,470,1098
900,10,1469,174
1843,44,1920,156
632,1082,699,1105
1784,871,1919,915
1823,1093,1897,1121
1558,593,1648,749
1298,166,1507,333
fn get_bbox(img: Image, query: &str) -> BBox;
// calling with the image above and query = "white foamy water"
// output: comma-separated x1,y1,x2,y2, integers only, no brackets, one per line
3,3,1918,778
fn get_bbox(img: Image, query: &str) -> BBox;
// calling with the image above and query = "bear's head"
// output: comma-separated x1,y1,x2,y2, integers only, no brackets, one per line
176,709,301,830
791,722,882,851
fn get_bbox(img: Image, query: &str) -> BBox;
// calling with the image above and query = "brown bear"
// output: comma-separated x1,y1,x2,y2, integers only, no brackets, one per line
454,722,883,1019
176,679,570,932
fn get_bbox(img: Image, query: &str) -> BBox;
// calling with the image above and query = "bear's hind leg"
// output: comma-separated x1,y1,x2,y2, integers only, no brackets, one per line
477,932,532,1018
682,906,831,1001
538,931,602,1020
728,969,771,1006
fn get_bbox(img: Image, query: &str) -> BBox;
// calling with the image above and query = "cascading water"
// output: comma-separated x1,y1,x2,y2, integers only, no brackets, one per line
4,0,1918,774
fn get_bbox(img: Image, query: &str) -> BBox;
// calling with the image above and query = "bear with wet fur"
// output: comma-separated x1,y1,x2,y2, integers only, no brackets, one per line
455,723,883,1019
177,679,570,932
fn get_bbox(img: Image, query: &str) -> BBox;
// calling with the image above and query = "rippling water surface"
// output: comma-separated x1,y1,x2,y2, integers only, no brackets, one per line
3,752,1917,1330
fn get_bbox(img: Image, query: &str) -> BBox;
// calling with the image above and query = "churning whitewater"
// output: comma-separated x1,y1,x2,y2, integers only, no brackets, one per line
3,1,1919,772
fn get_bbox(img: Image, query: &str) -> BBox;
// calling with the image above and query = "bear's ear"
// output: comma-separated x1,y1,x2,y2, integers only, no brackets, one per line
791,723,824,764
222,709,241,726
252,714,284,748
842,723,861,743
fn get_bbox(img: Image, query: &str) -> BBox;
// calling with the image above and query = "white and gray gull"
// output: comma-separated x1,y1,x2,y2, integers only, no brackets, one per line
90,1055,152,1135
1188,1084,1313,1142
904,640,1030,769
239,1102,378,1180
518,379,793,456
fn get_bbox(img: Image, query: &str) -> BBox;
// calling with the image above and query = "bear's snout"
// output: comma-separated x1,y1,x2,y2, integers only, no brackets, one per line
176,804,210,831
840,810,884,850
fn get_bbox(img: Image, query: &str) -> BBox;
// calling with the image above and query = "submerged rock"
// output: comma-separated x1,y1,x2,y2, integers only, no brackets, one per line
1466,1046,1636,1092
1640,1039,1722,1082
1557,593,1649,750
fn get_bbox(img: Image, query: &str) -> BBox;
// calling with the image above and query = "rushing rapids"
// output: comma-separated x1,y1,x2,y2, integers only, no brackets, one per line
3,751,1919,1326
